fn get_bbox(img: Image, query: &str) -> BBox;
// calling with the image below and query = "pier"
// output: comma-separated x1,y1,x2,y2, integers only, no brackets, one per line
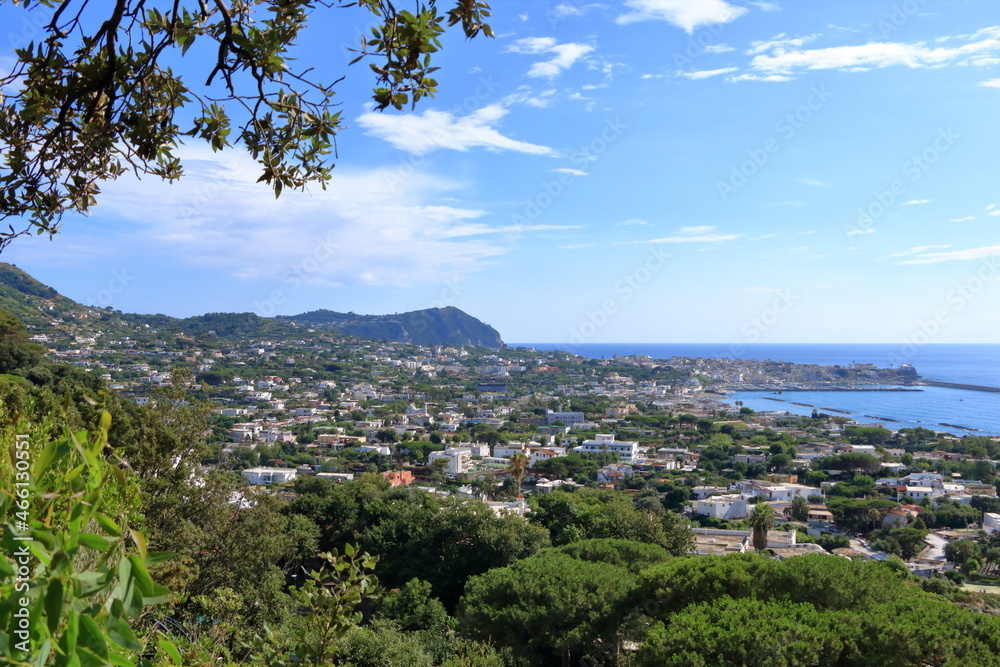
921,380,1000,393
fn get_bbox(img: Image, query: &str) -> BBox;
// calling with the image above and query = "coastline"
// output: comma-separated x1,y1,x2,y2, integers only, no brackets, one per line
721,386,999,437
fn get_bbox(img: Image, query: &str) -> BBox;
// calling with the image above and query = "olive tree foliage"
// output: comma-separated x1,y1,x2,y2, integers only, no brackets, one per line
0,0,493,248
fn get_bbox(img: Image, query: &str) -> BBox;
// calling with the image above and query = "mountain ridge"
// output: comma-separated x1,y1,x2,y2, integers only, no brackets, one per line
0,263,505,347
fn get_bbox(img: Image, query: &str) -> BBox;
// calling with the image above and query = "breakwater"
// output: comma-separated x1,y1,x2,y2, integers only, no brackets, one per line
728,387,923,393
921,380,1000,393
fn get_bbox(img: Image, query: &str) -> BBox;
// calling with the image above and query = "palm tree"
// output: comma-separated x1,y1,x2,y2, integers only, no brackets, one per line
480,473,499,500
748,501,776,551
509,452,529,496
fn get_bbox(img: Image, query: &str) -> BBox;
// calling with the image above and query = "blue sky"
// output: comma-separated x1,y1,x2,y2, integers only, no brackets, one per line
3,0,1000,345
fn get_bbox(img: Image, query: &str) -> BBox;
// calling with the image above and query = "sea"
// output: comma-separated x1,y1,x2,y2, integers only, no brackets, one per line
510,344,1000,437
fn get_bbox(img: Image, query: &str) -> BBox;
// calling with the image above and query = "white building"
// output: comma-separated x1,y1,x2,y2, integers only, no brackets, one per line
546,410,586,426
241,467,298,485
983,512,1000,535
693,485,730,500
574,434,640,461
695,494,748,520
534,478,581,494
901,485,939,501
494,444,528,458
528,447,566,466
843,444,878,456
428,447,473,475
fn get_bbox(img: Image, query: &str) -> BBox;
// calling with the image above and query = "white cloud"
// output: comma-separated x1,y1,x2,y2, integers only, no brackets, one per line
678,67,739,79
898,245,1000,265
646,225,741,243
748,33,819,55
980,78,1000,87
439,223,582,238
616,0,747,32
554,168,589,176
902,199,931,205
617,218,651,226
883,244,951,258
680,225,715,235
504,88,558,108
749,27,1000,77
846,227,875,236
357,105,553,156
727,73,792,82
507,37,594,79
750,234,778,240
704,44,735,54
54,147,574,288
750,1,781,10
550,4,580,18
950,216,976,222
548,3,603,19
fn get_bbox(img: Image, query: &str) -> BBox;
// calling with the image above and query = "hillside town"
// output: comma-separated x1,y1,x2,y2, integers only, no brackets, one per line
21,304,1000,582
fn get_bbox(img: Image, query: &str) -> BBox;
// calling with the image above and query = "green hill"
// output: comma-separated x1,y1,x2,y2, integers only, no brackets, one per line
0,263,504,347
0,263,82,326
279,307,504,347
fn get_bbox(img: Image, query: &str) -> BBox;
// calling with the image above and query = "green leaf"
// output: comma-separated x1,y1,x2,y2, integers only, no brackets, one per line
143,583,171,606
130,529,147,558
93,513,121,537
144,551,174,567
63,609,79,656
74,646,107,667
99,411,112,436
33,438,60,479
127,555,154,596
180,33,196,56
107,616,141,651
159,638,183,666
78,533,113,552
44,578,64,635
36,637,52,666
77,615,108,659
108,653,135,667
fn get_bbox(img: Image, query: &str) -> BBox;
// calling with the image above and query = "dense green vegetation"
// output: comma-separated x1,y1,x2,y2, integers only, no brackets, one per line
278,307,504,347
